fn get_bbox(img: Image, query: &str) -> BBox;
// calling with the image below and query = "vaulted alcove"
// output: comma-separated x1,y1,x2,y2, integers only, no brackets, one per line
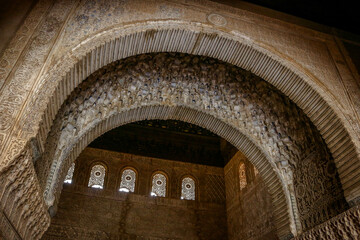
1,1,360,239
36,53,348,239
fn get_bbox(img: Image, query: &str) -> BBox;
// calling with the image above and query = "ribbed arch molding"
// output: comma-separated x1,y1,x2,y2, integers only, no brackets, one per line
50,105,294,239
36,25,359,204
33,23,359,204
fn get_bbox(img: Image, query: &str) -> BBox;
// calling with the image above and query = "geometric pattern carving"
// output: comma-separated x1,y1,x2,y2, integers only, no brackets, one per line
205,174,226,203
151,173,167,197
181,177,195,200
88,164,106,189
119,168,136,192
225,167,237,202
294,205,360,239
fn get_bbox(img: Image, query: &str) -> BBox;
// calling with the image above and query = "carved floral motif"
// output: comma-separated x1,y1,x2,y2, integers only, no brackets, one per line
0,0,75,162
0,0,51,88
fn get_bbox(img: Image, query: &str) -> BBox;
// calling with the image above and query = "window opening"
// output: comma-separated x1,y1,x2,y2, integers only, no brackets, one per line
64,162,75,184
239,162,247,190
88,164,106,189
151,173,167,197
181,177,195,200
119,168,136,192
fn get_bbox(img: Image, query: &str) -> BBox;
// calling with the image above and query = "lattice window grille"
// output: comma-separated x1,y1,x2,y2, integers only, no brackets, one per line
181,177,196,200
88,164,106,189
64,163,75,184
119,169,136,192
206,174,226,203
151,173,167,197
239,162,247,190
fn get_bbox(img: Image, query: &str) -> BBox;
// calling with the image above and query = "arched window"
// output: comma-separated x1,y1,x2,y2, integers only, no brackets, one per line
239,162,247,190
151,172,167,197
64,162,75,184
88,164,106,189
119,168,136,192
181,177,196,200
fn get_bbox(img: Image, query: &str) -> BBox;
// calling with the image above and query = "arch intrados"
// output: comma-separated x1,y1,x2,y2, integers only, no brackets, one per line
51,105,295,238
30,22,359,203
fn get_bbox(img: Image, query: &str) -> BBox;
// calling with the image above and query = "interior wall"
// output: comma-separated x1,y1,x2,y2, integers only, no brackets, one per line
42,147,228,239
224,151,278,240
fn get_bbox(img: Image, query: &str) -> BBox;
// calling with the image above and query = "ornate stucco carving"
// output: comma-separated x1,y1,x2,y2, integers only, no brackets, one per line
295,206,360,240
0,0,75,167
0,0,52,89
0,143,50,239
45,103,296,238
16,20,359,207
38,53,347,234
0,0,359,239
0,0,358,216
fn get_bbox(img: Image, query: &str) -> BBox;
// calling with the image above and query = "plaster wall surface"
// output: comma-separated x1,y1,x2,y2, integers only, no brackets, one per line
43,189,228,240
42,147,280,240
42,147,228,239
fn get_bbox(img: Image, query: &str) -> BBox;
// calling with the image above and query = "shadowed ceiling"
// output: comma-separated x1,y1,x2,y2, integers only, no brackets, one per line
89,120,238,167
213,0,360,35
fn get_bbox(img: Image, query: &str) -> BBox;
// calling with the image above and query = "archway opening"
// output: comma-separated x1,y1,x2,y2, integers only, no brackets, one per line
42,119,279,240
35,53,348,239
